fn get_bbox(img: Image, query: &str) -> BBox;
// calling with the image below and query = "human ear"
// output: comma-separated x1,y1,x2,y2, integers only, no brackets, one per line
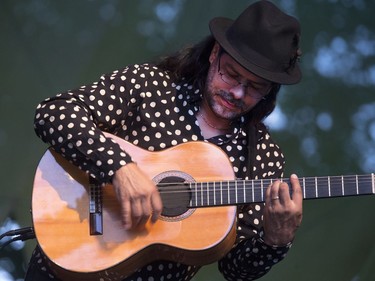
209,42,220,64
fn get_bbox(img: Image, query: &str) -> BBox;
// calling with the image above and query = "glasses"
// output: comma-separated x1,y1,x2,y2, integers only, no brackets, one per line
217,53,271,101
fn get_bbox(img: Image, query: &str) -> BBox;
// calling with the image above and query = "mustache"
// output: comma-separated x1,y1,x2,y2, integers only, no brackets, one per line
217,90,245,109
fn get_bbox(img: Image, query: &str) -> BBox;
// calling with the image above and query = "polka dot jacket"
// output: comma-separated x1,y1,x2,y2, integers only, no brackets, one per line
31,63,291,281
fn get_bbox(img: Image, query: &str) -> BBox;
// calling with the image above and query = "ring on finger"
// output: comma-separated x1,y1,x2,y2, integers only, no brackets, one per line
271,196,280,201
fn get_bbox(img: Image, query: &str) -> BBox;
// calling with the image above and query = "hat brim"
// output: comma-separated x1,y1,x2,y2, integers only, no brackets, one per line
210,17,301,85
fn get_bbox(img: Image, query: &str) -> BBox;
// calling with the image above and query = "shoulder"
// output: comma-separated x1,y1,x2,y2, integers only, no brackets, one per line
96,63,177,96
115,63,171,81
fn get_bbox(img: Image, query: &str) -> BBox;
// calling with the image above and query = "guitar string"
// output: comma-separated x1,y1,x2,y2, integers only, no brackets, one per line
153,175,373,193
102,183,372,207
91,175,373,205
97,175,373,196
99,176,373,205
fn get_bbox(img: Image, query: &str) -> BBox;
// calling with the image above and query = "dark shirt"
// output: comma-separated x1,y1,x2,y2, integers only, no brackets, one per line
31,63,291,281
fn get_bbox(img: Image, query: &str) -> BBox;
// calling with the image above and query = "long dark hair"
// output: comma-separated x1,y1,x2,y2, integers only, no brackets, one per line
156,35,281,125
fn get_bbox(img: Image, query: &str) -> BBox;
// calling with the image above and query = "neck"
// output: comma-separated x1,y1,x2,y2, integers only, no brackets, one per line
197,103,233,139
199,100,232,130
199,112,231,131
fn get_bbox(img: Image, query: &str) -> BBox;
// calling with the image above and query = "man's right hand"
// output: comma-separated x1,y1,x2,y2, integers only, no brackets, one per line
112,163,163,230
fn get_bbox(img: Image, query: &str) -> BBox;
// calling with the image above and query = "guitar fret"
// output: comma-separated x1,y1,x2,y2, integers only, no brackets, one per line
328,176,331,197
220,181,223,205
227,181,230,204
205,182,208,205
243,180,246,204
192,182,197,207
302,177,306,199
356,175,359,195
315,177,318,198
252,180,255,203
206,182,210,206
235,181,238,204
194,183,197,207
203,182,207,206
221,181,225,204
197,183,200,207
213,181,216,205
200,182,204,206
260,179,264,201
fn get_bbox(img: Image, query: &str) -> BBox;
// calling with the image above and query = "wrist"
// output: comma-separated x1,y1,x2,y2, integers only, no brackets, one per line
260,230,294,248
259,236,293,248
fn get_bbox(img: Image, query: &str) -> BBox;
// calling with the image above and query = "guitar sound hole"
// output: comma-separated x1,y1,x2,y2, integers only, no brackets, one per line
153,171,195,220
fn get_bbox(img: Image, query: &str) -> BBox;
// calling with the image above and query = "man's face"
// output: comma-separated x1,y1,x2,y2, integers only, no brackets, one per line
204,44,272,121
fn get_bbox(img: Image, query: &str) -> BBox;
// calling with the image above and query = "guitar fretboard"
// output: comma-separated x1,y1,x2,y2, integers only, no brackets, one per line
188,174,374,208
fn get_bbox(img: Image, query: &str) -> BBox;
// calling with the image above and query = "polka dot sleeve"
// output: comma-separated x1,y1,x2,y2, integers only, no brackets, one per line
218,238,291,280
33,66,144,183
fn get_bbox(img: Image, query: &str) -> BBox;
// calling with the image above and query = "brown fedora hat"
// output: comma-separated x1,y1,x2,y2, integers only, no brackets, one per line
209,0,302,84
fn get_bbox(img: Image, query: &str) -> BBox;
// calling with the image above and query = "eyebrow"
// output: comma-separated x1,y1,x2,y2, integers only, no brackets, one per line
223,60,271,87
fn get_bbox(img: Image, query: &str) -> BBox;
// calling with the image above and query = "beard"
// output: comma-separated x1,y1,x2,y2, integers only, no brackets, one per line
204,87,252,121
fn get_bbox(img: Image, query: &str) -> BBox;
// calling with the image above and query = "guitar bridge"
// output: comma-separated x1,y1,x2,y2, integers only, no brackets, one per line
89,178,103,235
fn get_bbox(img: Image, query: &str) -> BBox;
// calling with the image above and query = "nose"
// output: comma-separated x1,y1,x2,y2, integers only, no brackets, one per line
229,84,246,100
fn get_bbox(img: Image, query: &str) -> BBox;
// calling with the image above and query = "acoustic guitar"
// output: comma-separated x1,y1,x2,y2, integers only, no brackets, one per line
32,132,375,280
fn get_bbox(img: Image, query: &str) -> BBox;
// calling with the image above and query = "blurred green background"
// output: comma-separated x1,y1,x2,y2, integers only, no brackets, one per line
1,0,374,280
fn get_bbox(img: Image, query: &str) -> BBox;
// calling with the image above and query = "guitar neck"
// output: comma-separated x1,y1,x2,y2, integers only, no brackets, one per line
188,173,375,208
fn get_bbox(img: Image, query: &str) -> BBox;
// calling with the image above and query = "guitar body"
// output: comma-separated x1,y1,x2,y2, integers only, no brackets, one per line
32,133,237,280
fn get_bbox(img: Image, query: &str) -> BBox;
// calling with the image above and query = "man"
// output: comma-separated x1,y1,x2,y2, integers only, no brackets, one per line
26,1,303,280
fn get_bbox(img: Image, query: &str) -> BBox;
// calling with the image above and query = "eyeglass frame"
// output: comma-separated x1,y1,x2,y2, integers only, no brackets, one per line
217,50,273,101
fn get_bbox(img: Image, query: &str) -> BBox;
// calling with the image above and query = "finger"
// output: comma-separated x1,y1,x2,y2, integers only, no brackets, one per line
290,174,303,204
278,181,291,204
137,197,152,226
130,199,144,228
122,198,133,230
150,191,163,223
265,181,272,206
268,180,281,206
